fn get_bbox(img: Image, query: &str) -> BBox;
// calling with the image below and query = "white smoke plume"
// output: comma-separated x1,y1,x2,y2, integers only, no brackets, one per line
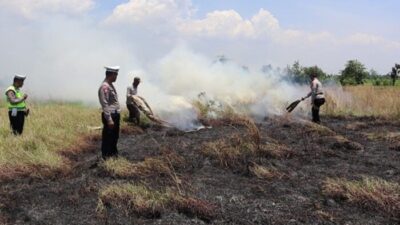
0,1,384,130
128,45,312,129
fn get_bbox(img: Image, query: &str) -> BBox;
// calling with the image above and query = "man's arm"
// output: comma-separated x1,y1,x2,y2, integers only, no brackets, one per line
126,87,133,98
302,91,311,100
6,90,27,104
99,85,114,126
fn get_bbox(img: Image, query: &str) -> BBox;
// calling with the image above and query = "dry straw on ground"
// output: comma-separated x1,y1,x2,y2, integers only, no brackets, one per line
202,115,291,172
323,86,400,118
97,183,167,218
97,183,217,221
248,162,284,180
0,102,100,179
102,151,185,179
322,177,400,218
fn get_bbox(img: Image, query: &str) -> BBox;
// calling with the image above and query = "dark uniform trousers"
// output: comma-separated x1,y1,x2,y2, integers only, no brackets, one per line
8,111,25,135
101,112,120,159
312,98,326,123
127,103,140,124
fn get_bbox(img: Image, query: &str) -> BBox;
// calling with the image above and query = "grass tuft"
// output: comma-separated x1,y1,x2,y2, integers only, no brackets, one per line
102,151,185,179
248,162,284,180
98,183,167,218
168,193,217,222
258,142,293,158
98,183,217,221
322,177,400,218
102,157,136,178
202,138,243,168
202,131,291,169
329,135,364,151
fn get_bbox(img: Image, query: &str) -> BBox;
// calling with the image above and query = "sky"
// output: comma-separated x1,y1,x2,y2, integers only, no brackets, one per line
0,0,398,114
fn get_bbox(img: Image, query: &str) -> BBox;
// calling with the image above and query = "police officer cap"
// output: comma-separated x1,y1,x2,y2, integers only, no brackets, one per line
104,66,120,73
14,74,26,80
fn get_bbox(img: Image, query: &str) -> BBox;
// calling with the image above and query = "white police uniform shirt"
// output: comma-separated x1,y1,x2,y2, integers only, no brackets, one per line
98,80,120,122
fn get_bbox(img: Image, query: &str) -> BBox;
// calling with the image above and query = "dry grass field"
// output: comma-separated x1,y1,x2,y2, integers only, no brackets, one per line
0,102,100,179
0,86,399,224
323,86,400,118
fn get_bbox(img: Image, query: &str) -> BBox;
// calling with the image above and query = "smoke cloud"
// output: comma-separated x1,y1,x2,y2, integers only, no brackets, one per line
0,1,392,129
0,9,308,130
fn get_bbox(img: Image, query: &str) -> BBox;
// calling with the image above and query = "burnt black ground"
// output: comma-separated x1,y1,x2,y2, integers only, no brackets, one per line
0,116,399,225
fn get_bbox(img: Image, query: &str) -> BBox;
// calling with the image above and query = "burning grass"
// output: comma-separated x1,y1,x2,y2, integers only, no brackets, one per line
322,177,400,218
97,183,217,221
192,94,236,122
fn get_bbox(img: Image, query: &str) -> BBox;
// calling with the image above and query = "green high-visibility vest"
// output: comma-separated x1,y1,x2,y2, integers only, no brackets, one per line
5,85,26,110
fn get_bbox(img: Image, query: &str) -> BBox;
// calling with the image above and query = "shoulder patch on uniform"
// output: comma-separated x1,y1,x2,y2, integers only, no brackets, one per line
101,84,109,93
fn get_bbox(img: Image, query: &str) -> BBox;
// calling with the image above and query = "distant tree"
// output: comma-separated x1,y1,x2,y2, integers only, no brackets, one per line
291,61,302,75
214,55,229,64
369,69,379,78
303,66,327,80
368,69,380,85
390,63,400,86
339,60,368,85
241,66,249,72
286,61,307,83
261,64,273,73
286,61,327,84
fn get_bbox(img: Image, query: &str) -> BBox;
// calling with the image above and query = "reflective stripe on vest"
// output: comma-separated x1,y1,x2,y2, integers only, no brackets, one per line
5,85,26,110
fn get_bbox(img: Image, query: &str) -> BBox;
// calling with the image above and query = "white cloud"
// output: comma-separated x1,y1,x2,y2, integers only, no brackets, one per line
178,9,282,39
102,0,399,73
250,9,280,33
0,0,94,18
104,0,193,25
345,33,400,49
179,10,255,38
347,33,385,45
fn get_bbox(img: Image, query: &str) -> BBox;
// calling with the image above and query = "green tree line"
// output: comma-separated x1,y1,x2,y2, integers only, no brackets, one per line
279,60,399,86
